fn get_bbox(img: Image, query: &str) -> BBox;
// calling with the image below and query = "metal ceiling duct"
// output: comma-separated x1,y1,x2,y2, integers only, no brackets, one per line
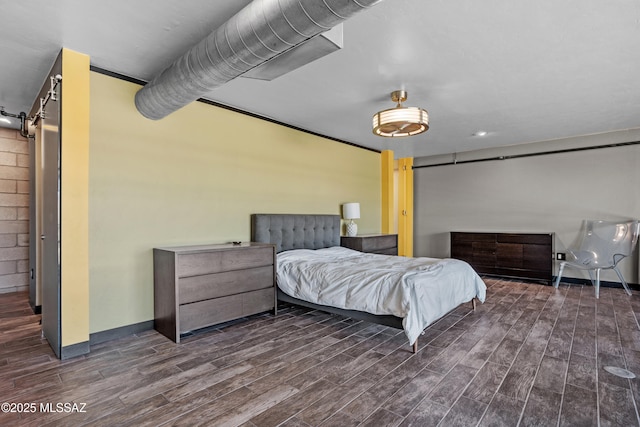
241,24,344,81
135,0,382,120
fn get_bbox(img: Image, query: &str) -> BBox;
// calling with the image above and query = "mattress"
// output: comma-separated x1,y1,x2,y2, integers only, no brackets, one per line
276,246,487,345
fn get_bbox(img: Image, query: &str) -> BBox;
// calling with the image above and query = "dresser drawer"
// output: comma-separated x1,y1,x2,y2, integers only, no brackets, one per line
180,293,242,333
452,232,496,243
154,242,276,343
177,246,273,277
375,247,399,256
361,235,397,252
179,288,275,333
497,233,552,245
242,287,276,316
524,244,553,270
179,265,273,304
341,234,398,254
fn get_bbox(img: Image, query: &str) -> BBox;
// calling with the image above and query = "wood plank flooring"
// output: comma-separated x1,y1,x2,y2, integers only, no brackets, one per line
2,278,640,426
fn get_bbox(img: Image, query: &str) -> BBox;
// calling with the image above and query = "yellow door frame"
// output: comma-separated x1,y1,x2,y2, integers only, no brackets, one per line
397,157,413,256
381,151,413,257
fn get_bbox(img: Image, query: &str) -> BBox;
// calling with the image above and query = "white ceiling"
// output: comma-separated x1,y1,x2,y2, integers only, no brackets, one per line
1,0,640,158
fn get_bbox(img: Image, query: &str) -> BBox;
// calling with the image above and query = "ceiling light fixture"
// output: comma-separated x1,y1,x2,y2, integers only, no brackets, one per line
372,90,429,137
473,130,488,137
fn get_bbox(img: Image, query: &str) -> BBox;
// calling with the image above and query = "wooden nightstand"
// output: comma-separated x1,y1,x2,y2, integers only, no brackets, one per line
153,242,276,343
341,234,398,255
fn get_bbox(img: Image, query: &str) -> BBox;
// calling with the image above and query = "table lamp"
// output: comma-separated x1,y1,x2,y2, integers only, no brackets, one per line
342,202,360,237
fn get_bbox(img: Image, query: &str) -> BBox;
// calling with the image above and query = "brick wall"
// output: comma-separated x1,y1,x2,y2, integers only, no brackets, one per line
0,127,29,294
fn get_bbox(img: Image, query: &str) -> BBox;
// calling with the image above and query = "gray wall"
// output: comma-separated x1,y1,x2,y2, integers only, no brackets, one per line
414,129,640,284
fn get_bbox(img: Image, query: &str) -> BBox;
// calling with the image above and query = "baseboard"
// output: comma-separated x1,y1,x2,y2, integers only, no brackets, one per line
554,276,640,292
89,320,154,345
61,341,90,360
56,321,154,359
483,274,640,292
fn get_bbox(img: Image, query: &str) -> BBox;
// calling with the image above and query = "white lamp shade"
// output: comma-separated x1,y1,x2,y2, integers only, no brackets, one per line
342,202,360,220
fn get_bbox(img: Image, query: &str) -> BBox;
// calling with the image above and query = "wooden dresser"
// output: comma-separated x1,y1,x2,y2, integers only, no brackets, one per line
341,234,398,255
153,242,276,343
450,232,554,284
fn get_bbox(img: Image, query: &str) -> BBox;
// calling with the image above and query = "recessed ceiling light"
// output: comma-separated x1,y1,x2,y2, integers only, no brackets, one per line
473,131,488,137
0,117,11,124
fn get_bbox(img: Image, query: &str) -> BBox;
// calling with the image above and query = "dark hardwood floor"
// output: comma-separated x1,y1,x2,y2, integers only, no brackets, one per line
2,278,640,426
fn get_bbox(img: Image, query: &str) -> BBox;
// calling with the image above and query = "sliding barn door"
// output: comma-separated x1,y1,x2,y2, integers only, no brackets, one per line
28,135,38,312
40,86,62,359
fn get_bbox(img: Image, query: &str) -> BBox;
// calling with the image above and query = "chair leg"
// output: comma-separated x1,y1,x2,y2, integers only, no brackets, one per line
412,339,418,354
613,266,633,296
594,269,600,299
554,262,566,289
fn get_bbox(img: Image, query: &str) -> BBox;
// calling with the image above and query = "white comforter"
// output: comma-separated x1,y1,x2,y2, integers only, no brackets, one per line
277,246,487,345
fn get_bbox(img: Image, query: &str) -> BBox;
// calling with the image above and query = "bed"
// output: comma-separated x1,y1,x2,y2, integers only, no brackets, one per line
251,213,486,352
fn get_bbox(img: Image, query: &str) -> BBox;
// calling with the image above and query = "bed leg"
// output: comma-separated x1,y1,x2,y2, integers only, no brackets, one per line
412,340,418,354
472,298,477,311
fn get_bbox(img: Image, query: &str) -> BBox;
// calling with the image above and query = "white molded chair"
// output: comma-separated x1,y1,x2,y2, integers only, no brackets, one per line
554,220,640,298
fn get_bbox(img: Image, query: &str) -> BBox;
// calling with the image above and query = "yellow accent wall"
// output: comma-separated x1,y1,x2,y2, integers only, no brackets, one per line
61,48,90,346
89,72,381,333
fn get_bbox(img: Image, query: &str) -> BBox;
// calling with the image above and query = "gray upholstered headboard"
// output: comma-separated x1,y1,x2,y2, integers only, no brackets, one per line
251,214,341,253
